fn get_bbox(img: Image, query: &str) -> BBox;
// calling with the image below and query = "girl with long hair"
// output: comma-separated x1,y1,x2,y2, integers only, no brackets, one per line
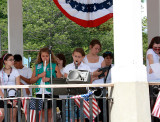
30,47,62,122
0,53,20,122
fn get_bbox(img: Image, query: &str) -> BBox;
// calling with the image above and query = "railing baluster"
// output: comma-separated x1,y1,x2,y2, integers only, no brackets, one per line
103,87,107,122
80,98,84,122
62,99,66,122
96,98,100,122
89,97,93,122
71,98,75,122
44,99,48,122
18,89,21,122
4,89,7,122
27,99,30,122
68,98,70,121
36,99,39,122
53,98,57,122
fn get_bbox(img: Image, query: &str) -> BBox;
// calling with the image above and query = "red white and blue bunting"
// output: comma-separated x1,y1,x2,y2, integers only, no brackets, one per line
53,0,113,27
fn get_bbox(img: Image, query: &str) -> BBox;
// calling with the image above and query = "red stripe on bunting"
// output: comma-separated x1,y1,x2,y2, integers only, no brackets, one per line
53,0,113,27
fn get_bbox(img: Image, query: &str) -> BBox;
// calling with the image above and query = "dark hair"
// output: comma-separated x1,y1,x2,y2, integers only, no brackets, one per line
0,58,3,70
73,48,85,57
148,36,160,49
14,54,22,62
90,39,101,49
103,51,113,59
0,53,13,70
56,53,66,67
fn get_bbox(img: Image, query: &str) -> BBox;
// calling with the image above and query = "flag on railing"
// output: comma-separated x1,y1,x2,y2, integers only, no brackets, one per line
152,91,160,118
71,91,101,120
22,98,43,122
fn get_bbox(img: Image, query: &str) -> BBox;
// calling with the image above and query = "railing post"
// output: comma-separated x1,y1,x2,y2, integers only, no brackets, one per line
103,87,107,122
36,99,39,122
17,88,21,122
80,98,84,122
4,89,7,122
53,99,57,122
89,97,93,122
62,99,66,122
71,99,75,122
27,99,30,122
44,99,48,122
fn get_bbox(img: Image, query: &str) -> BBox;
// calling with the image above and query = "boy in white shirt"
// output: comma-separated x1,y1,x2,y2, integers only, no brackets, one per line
14,54,32,97
64,48,91,77
64,48,91,122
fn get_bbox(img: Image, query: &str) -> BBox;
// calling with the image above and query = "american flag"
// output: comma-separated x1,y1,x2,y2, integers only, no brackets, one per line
71,91,101,120
152,91,160,118
22,98,43,122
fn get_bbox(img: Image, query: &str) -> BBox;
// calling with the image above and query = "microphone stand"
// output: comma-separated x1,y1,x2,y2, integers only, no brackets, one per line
75,61,78,69
49,46,54,121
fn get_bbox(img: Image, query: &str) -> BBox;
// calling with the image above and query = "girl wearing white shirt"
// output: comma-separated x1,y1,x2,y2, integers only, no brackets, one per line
0,53,20,122
146,36,160,81
83,39,106,84
83,39,106,122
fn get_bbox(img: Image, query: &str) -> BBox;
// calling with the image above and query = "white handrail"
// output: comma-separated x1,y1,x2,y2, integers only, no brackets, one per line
0,83,114,89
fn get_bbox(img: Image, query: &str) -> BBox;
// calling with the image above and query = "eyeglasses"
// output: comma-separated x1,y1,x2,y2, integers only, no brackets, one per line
7,59,15,62
153,47,160,51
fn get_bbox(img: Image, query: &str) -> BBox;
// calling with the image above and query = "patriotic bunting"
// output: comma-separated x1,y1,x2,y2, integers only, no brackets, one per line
152,91,160,119
53,0,113,27
71,91,101,120
22,98,43,122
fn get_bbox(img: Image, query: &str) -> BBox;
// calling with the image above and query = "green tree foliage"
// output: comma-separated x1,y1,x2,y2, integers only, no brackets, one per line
0,0,7,53
142,16,148,64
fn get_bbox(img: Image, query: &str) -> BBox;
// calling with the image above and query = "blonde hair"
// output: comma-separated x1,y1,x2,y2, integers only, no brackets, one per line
36,47,57,64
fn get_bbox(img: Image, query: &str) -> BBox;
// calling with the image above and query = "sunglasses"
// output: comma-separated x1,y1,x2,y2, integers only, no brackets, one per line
153,47,160,51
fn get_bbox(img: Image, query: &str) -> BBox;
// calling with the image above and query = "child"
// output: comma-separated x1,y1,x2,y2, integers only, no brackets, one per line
14,54,32,97
30,47,62,122
64,48,91,122
56,53,66,76
0,53,21,122
103,51,114,83
64,48,91,77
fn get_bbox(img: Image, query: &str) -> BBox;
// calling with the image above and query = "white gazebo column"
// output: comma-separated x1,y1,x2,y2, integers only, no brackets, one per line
147,0,160,43
8,0,23,56
110,0,151,122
